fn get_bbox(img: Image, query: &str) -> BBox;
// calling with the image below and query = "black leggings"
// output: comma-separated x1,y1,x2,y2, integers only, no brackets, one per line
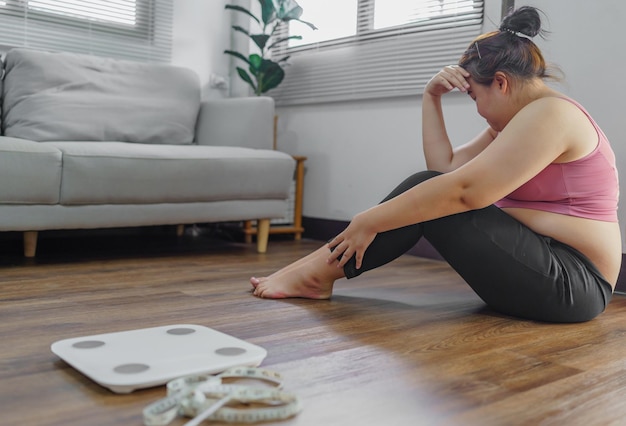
342,171,613,323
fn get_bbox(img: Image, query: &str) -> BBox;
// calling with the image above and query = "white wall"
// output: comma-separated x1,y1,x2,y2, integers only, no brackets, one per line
171,0,231,100
272,94,486,219
172,0,626,248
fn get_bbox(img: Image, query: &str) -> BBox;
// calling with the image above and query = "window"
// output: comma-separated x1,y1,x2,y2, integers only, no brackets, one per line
29,1,137,26
288,1,358,48
0,0,173,63
270,0,484,105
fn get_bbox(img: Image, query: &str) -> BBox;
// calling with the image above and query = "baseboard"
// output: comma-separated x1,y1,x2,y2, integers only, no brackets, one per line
302,216,626,294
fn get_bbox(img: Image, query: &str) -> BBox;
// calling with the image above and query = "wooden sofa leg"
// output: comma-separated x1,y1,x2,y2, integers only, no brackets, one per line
256,219,270,253
24,231,38,258
243,220,253,244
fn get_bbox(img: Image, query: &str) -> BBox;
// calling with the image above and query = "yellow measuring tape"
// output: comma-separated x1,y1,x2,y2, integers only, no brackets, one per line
143,367,301,425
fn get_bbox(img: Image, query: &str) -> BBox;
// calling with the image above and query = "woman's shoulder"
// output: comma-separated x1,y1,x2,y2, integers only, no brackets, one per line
520,95,590,126
527,94,577,109
526,94,592,114
508,97,572,135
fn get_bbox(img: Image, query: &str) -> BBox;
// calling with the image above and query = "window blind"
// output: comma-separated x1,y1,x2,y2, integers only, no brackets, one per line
269,0,484,105
0,0,173,63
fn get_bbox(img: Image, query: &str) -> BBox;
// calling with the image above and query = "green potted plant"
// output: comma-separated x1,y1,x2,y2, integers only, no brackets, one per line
224,0,316,96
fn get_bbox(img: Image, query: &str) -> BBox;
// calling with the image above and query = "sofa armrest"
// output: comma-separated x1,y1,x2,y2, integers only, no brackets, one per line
195,96,275,149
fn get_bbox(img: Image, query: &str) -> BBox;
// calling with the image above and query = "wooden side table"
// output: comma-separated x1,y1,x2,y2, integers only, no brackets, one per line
244,155,306,242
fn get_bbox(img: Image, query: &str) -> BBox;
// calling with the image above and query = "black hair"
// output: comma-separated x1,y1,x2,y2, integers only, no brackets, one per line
458,6,557,85
499,5,544,38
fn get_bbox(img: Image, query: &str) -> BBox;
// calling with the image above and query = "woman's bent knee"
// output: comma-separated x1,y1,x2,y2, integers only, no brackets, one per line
382,170,443,203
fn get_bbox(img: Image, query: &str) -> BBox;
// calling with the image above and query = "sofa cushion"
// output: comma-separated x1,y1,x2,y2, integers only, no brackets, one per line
2,48,200,145
46,142,296,205
0,137,62,204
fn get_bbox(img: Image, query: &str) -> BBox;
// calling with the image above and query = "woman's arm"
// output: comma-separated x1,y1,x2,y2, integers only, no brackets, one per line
422,67,496,172
329,97,573,269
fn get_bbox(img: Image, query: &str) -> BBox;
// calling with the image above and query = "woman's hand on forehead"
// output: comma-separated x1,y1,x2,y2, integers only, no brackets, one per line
425,65,471,97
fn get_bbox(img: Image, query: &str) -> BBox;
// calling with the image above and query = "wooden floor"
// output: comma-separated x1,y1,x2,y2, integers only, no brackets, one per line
1,228,626,426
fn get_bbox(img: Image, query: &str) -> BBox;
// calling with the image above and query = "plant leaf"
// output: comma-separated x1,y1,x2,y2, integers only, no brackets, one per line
225,4,260,25
292,18,317,30
231,25,250,37
276,2,303,20
236,66,258,93
248,54,263,71
250,34,271,51
267,35,302,50
257,58,285,93
274,1,317,30
224,50,251,65
259,0,276,26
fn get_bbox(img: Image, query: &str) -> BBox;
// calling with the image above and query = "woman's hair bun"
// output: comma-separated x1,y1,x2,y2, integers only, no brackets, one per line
500,6,543,38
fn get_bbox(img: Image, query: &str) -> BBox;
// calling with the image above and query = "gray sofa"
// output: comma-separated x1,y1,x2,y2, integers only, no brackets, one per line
0,48,295,256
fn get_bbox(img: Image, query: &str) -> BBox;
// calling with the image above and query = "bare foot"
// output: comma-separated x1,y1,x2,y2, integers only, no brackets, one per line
250,245,345,299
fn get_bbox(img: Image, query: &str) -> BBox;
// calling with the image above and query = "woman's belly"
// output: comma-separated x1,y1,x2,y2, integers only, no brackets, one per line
501,208,622,287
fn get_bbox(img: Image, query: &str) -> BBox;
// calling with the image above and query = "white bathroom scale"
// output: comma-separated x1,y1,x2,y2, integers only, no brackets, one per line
51,324,267,394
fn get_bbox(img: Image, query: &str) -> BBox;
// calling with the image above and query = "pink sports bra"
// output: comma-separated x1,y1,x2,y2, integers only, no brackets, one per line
495,98,619,222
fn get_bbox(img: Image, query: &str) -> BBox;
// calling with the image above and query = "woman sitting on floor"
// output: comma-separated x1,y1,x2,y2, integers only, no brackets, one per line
250,6,620,323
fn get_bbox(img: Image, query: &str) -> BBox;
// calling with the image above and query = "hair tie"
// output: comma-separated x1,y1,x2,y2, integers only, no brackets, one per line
500,27,533,40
